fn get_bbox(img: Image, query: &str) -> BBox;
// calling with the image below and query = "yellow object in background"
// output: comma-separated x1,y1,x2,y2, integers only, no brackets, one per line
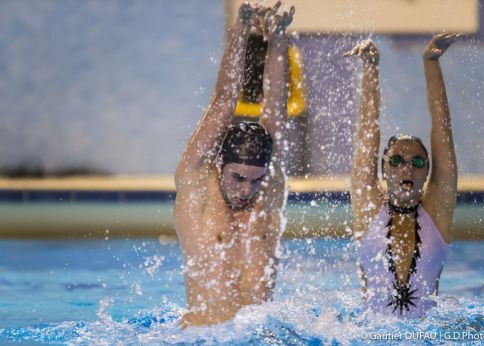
234,45,306,117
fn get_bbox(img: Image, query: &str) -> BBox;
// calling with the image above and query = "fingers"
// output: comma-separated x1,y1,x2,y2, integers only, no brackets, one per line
253,5,269,28
265,0,281,25
343,47,358,57
442,33,463,45
280,6,294,28
439,32,463,40
272,1,282,14
433,32,464,47
266,2,281,26
254,3,270,17
343,39,376,58
433,32,448,41
425,32,463,60
261,2,295,37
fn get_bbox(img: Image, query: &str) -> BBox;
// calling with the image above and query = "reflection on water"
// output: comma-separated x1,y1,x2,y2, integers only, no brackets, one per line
0,239,482,344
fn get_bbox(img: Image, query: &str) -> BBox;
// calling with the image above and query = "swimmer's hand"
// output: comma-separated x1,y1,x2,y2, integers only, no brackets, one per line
261,1,295,38
343,39,379,65
238,2,270,27
423,32,463,60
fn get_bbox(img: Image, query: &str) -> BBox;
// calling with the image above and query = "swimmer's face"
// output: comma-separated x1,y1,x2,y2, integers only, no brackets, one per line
383,139,429,207
220,162,268,209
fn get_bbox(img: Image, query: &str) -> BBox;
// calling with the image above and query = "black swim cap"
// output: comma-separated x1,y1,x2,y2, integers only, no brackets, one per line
220,121,272,167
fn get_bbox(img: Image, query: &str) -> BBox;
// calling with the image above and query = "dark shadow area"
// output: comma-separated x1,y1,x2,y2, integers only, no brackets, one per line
0,162,110,178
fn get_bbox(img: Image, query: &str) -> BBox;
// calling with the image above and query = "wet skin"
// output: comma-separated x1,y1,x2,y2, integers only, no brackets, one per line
349,34,459,313
175,1,292,327
383,139,429,208
175,163,284,327
220,163,268,209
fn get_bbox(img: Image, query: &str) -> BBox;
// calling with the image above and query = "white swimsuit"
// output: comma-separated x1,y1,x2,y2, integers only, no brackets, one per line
357,204,450,318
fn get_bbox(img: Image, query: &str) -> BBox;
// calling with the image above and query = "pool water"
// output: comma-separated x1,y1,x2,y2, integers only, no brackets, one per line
0,238,482,345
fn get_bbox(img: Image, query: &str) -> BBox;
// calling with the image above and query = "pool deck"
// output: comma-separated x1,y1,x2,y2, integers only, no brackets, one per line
2,174,483,192
0,175,483,239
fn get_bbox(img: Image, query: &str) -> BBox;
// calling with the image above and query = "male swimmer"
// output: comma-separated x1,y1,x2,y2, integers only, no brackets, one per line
345,33,461,318
175,2,295,327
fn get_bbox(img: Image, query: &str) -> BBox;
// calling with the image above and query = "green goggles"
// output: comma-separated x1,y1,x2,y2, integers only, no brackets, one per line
386,154,427,168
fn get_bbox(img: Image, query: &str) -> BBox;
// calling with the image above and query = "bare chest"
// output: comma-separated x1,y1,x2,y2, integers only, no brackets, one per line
390,215,417,253
176,167,280,256
389,214,417,283
202,181,273,244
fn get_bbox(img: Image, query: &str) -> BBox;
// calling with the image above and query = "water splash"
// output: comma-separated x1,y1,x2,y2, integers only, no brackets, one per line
1,293,482,345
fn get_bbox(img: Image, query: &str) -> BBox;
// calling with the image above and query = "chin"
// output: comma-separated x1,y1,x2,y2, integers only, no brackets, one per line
228,198,250,210
231,203,249,210
390,191,420,206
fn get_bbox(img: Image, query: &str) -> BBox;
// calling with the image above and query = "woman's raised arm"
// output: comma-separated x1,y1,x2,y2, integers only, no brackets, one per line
422,33,462,243
344,39,383,237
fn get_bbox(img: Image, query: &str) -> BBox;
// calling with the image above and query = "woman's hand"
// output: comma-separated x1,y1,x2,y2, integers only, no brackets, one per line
343,39,379,65
423,32,463,60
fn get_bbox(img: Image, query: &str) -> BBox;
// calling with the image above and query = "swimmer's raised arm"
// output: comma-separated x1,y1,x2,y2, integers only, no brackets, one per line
422,33,461,242
344,39,382,236
176,3,268,180
259,4,295,165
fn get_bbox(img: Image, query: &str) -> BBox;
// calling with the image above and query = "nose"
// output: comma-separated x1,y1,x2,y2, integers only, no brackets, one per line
240,183,252,197
402,160,413,172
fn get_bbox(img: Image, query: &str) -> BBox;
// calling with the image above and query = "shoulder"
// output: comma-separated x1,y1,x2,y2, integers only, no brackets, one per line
418,205,452,245
176,160,216,190
175,164,219,214
175,167,223,239
352,196,384,240
421,197,453,244
354,202,387,241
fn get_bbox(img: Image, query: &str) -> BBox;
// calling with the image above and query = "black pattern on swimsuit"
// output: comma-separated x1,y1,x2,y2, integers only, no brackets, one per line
385,203,422,314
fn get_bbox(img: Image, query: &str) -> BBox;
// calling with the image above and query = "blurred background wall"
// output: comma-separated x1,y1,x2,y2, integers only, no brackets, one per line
0,0,482,176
